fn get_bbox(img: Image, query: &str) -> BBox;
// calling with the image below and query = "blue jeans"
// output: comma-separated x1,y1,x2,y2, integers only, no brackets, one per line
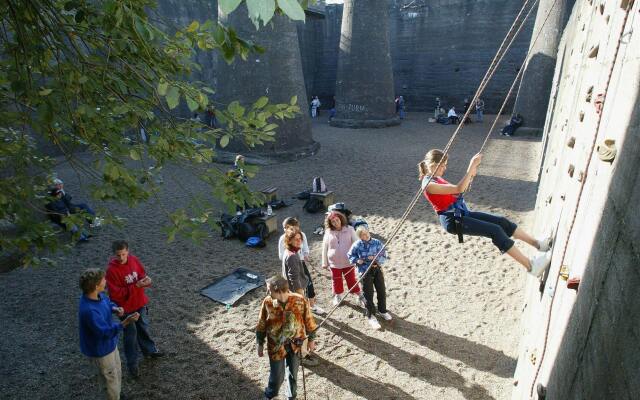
476,109,483,122
265,345,300,399
71,202,95,216
122,306,158,370
439,211,516,253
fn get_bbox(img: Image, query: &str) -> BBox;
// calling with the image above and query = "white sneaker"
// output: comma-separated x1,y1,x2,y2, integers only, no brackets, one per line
358,293,367,308
529,251,552,277
379,312,393,321
368,316,382,330
311,305,326,315
537,235,553,252
332,294,342,306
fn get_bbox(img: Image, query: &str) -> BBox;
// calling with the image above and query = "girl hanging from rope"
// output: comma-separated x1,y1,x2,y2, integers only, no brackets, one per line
419,149,552,276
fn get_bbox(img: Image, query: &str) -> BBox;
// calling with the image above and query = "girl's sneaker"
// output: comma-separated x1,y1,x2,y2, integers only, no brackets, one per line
529,251,552,277
332,294,342,306
379,312,393,321
537,235,553,252
311,305,327,315
368,316,382,330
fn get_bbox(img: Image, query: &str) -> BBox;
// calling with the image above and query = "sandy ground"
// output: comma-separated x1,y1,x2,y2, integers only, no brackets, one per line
0,113,543,400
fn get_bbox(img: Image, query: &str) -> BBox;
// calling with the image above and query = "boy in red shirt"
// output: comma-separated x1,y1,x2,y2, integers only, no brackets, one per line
106,240,163,377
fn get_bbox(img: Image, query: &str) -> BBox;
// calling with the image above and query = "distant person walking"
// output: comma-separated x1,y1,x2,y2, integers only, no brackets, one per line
106,240,164,378
398,96,406,119
328,96,336,122
79,268,139,400
311,96,321,118
475,98,485,122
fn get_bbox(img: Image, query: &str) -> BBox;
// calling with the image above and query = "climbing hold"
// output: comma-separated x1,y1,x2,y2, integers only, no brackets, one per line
568,164,575,177
588,44,599,58
586,86,594,102
537,383,548,400
597,139,617,162
529,351,537,365
620,0,632,11
579,111,585,122
594,93,605,114
566,136,576,148
567,277,581,291
559,265,570,280
577,171,585,182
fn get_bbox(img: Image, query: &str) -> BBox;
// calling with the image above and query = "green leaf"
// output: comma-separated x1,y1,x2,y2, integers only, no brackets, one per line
219,0,243,15
213,26,225,44
228,101,245,117
130,148,141,160
290,95,297,105
186,21,199,32
157,81,168,96
247,0,276,28
38,88,52,96
277,0,306,21
166,86,180,109
253,96,268,109
220,135,230,148
264,123,278,131
186,96,199,112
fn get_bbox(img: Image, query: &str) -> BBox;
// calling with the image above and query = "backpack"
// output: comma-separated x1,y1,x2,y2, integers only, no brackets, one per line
312,177,327,193
245,236,266,248
237,221,267,242
303,197,324,214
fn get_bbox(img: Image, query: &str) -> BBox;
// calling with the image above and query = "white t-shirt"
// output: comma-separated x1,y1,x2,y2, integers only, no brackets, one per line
448,108,457,117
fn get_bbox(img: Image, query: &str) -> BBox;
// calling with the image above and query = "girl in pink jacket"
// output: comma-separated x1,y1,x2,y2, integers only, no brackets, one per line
322,212,366,306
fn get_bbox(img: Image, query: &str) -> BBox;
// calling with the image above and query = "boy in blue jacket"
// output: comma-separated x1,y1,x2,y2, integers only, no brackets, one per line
79,269,139,399
347,226,392,330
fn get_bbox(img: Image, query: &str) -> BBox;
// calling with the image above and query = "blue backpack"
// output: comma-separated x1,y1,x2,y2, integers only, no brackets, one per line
245,236,265,248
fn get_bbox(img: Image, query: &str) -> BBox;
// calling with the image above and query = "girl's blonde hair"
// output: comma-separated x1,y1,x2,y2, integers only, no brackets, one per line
418,149,448,179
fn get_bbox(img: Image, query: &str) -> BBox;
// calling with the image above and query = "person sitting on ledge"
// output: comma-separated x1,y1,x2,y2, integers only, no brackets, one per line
447,106,459,124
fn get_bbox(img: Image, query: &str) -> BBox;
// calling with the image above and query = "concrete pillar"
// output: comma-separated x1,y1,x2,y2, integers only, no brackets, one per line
513,0,575,135
217,7,318,162
331,0,399,128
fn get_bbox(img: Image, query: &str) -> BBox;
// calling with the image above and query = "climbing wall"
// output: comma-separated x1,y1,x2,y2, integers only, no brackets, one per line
512,0,639,399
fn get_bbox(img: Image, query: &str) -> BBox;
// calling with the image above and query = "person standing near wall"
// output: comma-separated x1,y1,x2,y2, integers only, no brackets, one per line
310,96,321,118
398,96,406,119
475,98,485,122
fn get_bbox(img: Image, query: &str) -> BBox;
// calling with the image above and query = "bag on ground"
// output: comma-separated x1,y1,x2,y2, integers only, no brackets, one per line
312,177,327,193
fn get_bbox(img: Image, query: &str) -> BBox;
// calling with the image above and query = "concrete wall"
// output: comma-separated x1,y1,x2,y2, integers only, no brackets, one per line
511,1,640,398
302,1,534,112
154,1,534,114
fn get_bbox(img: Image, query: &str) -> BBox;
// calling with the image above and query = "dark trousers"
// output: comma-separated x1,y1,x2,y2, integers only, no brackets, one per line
265,344,300,399
439,211,517,253
302,261,315,299
121,306,158,370
361,266,387,318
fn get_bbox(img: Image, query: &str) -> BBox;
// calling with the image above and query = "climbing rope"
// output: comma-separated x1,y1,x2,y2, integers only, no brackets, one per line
313,0,540,332
529,2,635,397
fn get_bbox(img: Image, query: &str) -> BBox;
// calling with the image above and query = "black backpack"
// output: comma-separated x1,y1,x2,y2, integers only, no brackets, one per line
303,197,324,214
